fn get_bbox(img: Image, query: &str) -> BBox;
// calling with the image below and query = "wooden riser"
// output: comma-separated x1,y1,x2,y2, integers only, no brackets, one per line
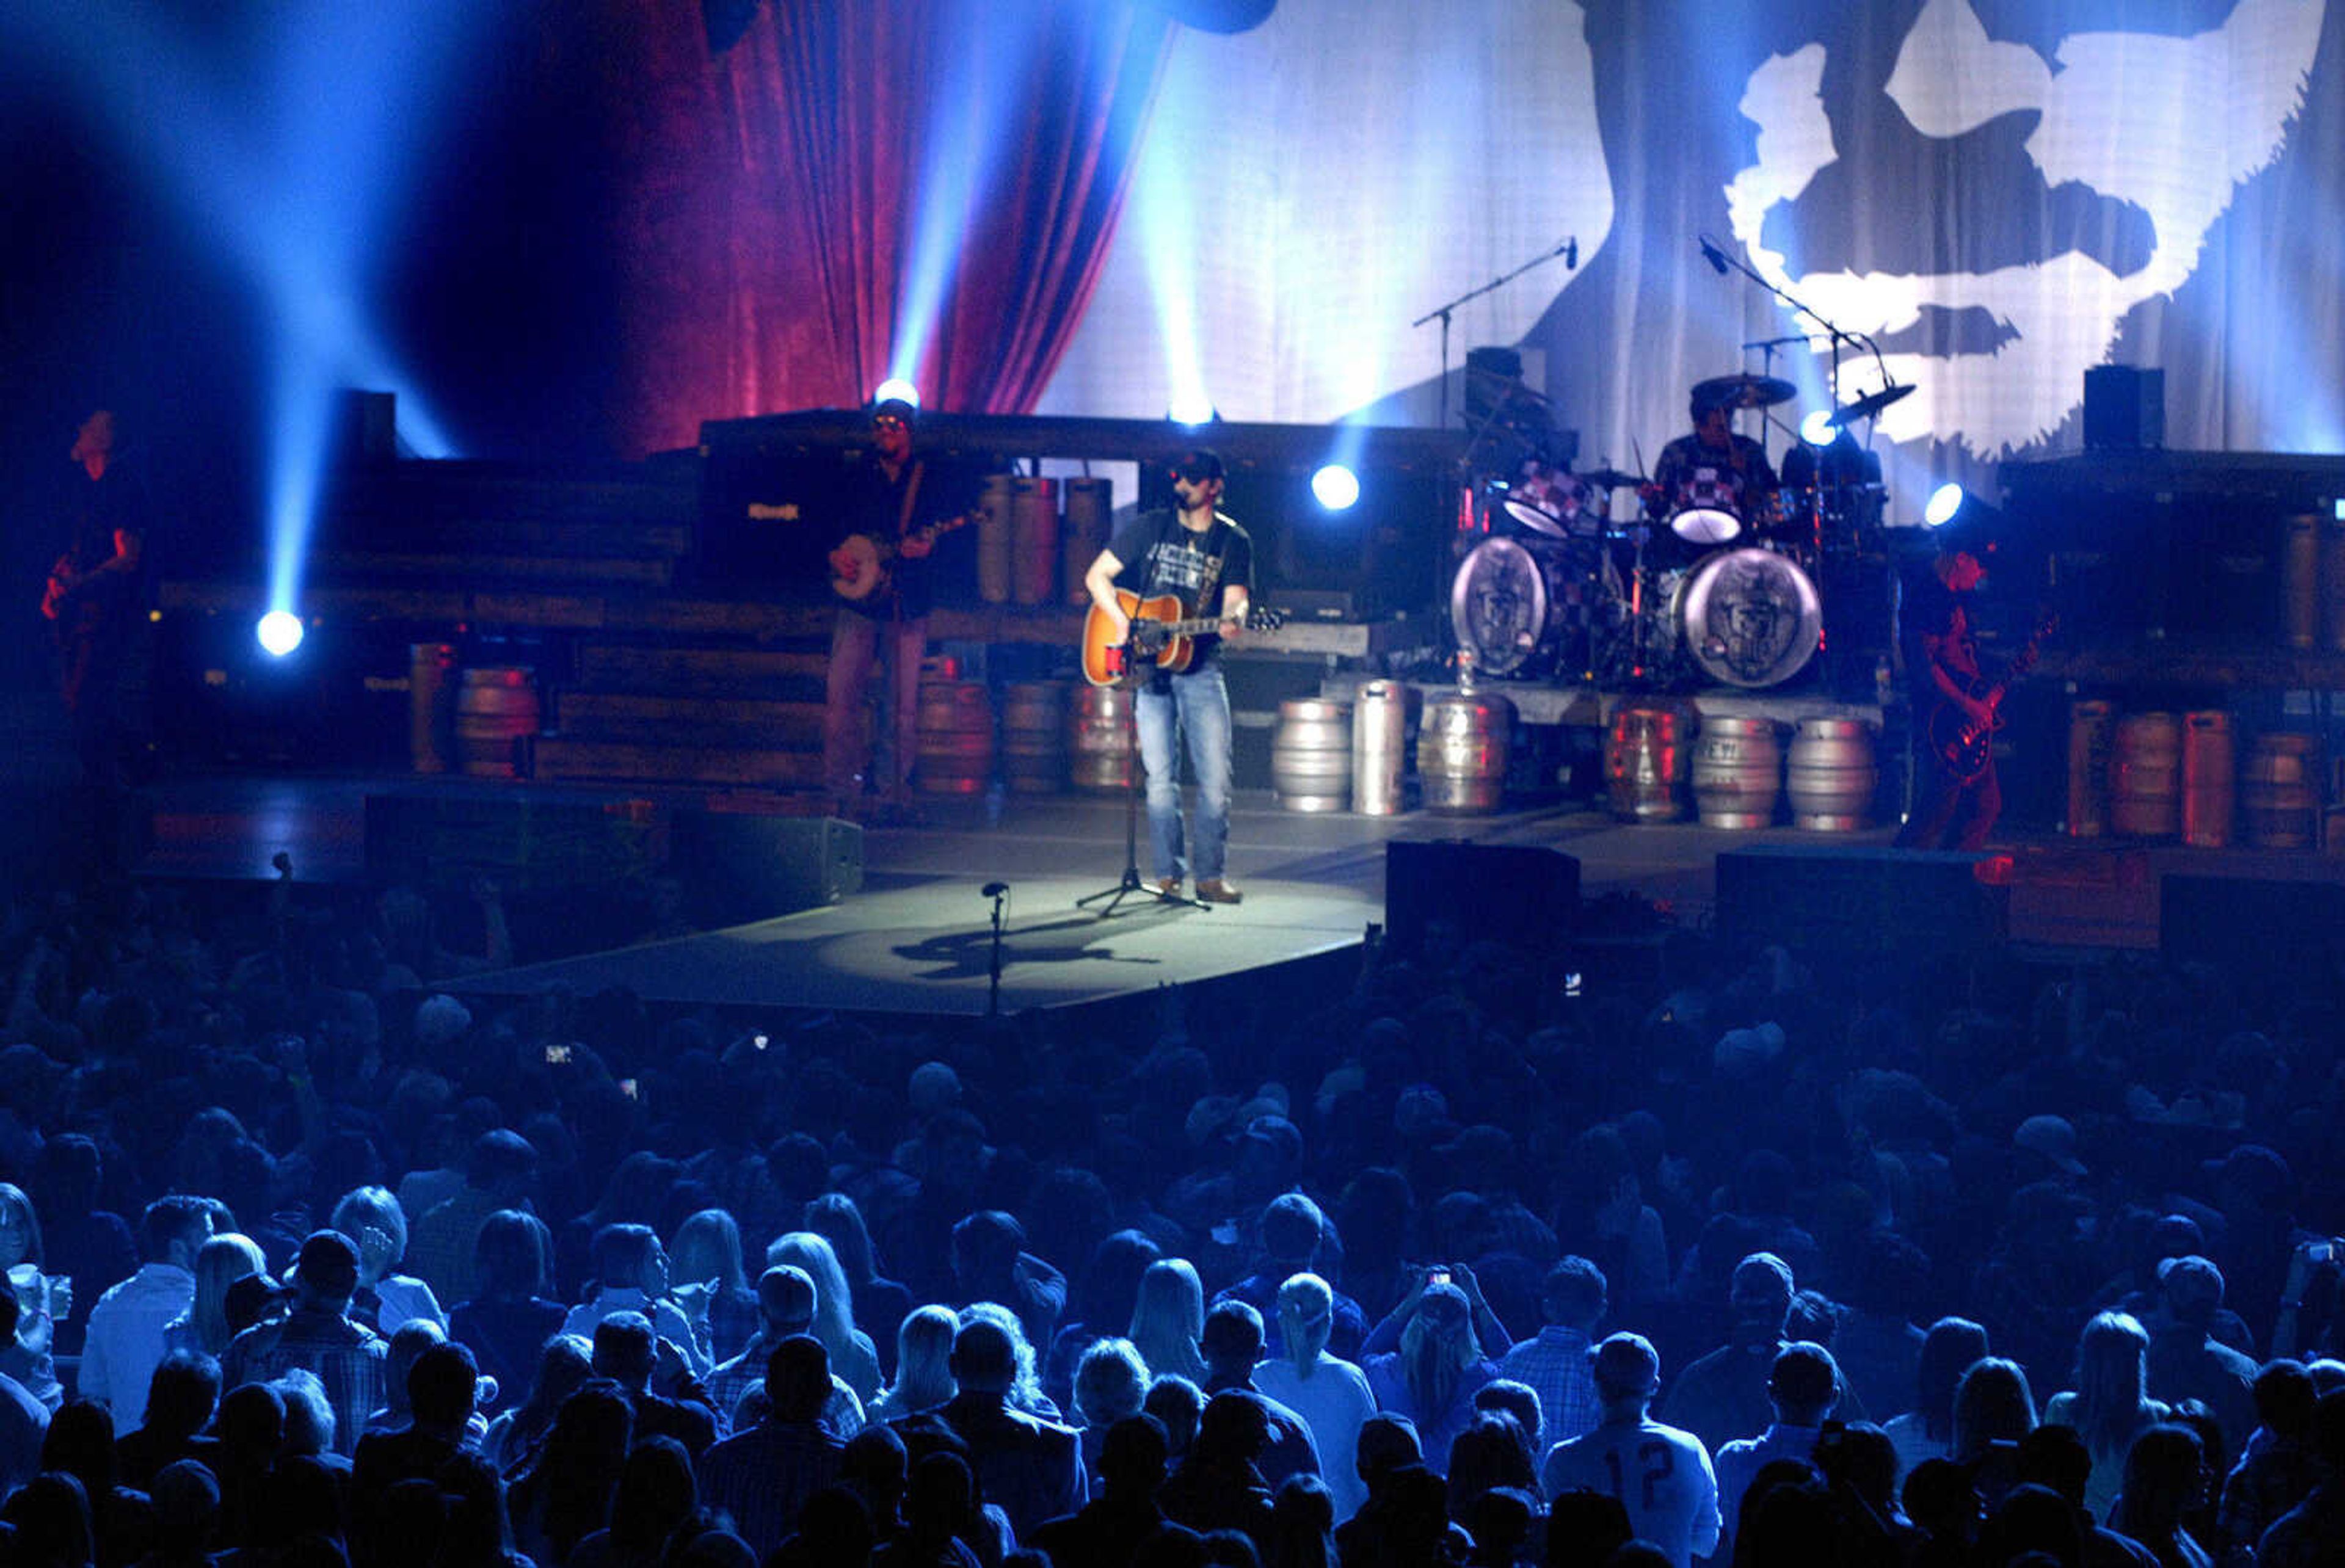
533,737,824,788
319,552,675,589
575,646,830,697
322,519,693,557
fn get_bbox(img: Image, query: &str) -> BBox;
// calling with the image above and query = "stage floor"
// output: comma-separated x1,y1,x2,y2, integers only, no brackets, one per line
4,690,2332,1015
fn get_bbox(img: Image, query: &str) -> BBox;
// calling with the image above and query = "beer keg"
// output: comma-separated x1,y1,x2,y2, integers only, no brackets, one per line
1272,699,1352,813
1419,691,1513,815
2110,712,2181,838
914,680,994,796
1605,702,1689,823
1691,716,1781,829
455,666,540,779
1784,717,1878,832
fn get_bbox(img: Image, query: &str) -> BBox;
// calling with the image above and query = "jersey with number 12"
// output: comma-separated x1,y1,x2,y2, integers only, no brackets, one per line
1540,1417,1720,1568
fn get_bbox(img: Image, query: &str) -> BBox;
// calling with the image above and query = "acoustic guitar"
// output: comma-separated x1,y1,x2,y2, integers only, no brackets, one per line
1081,589,1284,688
829,513,973,603
1926,612,2057,784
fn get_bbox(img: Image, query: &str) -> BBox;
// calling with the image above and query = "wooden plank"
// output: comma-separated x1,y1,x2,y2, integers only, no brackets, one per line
534,738,823,788
470,592,612,630
556,692,823,745
575,645,831,693
322,518,693,557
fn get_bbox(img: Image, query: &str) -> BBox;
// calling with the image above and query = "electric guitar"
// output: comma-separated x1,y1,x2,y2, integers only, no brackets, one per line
1927,612,2058,784
1082,589,1285,688
829,513,974,603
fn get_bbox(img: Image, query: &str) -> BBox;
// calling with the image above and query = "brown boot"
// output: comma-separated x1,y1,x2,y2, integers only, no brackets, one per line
1195,878,1243,904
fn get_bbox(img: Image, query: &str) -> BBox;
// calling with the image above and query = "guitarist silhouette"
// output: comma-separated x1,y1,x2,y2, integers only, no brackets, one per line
1896,540,2037,851
821,399,947,819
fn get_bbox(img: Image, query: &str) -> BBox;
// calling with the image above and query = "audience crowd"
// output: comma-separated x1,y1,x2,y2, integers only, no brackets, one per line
0,871,2342,1568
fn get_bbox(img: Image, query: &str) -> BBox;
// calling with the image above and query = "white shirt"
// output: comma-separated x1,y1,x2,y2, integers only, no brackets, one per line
1254,1352,1379,1523
78,1261,197,1434
1712,1421,1823,1559
562,1287,711,1376
1541,1414,1720,1568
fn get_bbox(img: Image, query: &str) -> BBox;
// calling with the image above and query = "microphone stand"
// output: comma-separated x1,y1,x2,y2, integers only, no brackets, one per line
1414,237,1577,434
984,883,1008,1016
1702,235,1896,437
1078,619,1209,918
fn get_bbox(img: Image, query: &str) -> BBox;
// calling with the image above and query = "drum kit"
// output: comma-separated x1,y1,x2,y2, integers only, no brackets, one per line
1450,371,1899,694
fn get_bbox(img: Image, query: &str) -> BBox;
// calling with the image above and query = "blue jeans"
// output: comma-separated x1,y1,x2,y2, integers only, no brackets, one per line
1134,664,1232,884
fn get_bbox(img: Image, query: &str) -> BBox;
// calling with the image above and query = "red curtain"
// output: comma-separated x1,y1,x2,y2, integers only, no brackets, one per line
605,0,1170,456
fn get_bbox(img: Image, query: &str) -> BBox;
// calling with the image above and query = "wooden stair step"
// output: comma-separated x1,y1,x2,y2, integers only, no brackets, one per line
556,692,821,746
534,736,823,788
575,645,831,695
318,551,675,589
322,517,692,558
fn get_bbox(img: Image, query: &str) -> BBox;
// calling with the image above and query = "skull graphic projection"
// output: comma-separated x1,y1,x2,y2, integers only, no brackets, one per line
1725,0,2325,457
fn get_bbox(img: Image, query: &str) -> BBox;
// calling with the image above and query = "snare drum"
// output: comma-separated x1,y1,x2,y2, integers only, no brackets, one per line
1667,505,1743,546
1450,536,1592,680
1673,546,1823,688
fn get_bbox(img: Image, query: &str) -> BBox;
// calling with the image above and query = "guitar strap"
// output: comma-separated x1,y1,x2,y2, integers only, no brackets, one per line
1193,514,1226,620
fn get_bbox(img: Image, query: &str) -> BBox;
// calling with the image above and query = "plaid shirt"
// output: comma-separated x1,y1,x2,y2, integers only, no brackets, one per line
1499,1326,1600,1448
222,1307,388,1456
696,1419,843,1559
407,1189,504,1310
707,1335,864,1440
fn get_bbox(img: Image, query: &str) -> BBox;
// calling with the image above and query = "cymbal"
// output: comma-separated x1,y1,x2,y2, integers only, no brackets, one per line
1577,468,1645,490
1692,372,1797,410
1827,383,1916,427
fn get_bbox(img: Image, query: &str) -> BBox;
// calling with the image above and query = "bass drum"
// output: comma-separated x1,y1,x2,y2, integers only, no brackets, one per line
1450,537,1587,680
1673,546,1823,689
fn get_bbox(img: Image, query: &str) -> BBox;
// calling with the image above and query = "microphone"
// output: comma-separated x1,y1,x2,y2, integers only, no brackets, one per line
981,882,1009,898
1698,236,1731,275
1565,237,1578,269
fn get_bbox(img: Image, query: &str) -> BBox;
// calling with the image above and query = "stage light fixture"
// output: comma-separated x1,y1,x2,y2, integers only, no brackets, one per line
873,378,922,410
256,611,305,658
1798,409,1838,446
1924,482,1966,528
1311,464,1361,511
1168,394,1218,427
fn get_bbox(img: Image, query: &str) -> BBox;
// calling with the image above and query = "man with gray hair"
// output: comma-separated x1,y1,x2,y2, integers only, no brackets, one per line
1540,1332,1719,1568
709,1263,863,1438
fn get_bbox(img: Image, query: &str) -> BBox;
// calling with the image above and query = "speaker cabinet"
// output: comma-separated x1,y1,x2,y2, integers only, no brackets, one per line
674,808,864,927
1385,840,1579,951
1715,846,2005,956
2083,365,2164,451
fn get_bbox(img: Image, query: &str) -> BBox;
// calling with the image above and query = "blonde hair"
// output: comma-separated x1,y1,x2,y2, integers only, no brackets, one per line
767,1232,857,1365
1129,1258,1207,1384
1277,1272,1336,1376
188,1233,268,1356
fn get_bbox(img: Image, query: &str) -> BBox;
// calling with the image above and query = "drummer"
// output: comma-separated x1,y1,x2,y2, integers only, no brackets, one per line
1651,381,1779,544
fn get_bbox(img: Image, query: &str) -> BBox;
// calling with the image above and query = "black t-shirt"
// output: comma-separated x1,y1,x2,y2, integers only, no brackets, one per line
841,454,939,620
1899,565,1978,703
1105,509,1254,669
58,462,156,637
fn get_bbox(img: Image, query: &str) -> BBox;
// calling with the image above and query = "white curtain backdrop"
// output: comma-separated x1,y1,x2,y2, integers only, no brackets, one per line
1040,0,2344,519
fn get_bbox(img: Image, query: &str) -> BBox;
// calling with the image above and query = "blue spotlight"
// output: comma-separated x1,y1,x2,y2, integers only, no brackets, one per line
1924,483,1967,528
1169,393,1218,428
256,611,305,658
873,378,922,410
1798,409,1838,446
1311,464,1361,511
